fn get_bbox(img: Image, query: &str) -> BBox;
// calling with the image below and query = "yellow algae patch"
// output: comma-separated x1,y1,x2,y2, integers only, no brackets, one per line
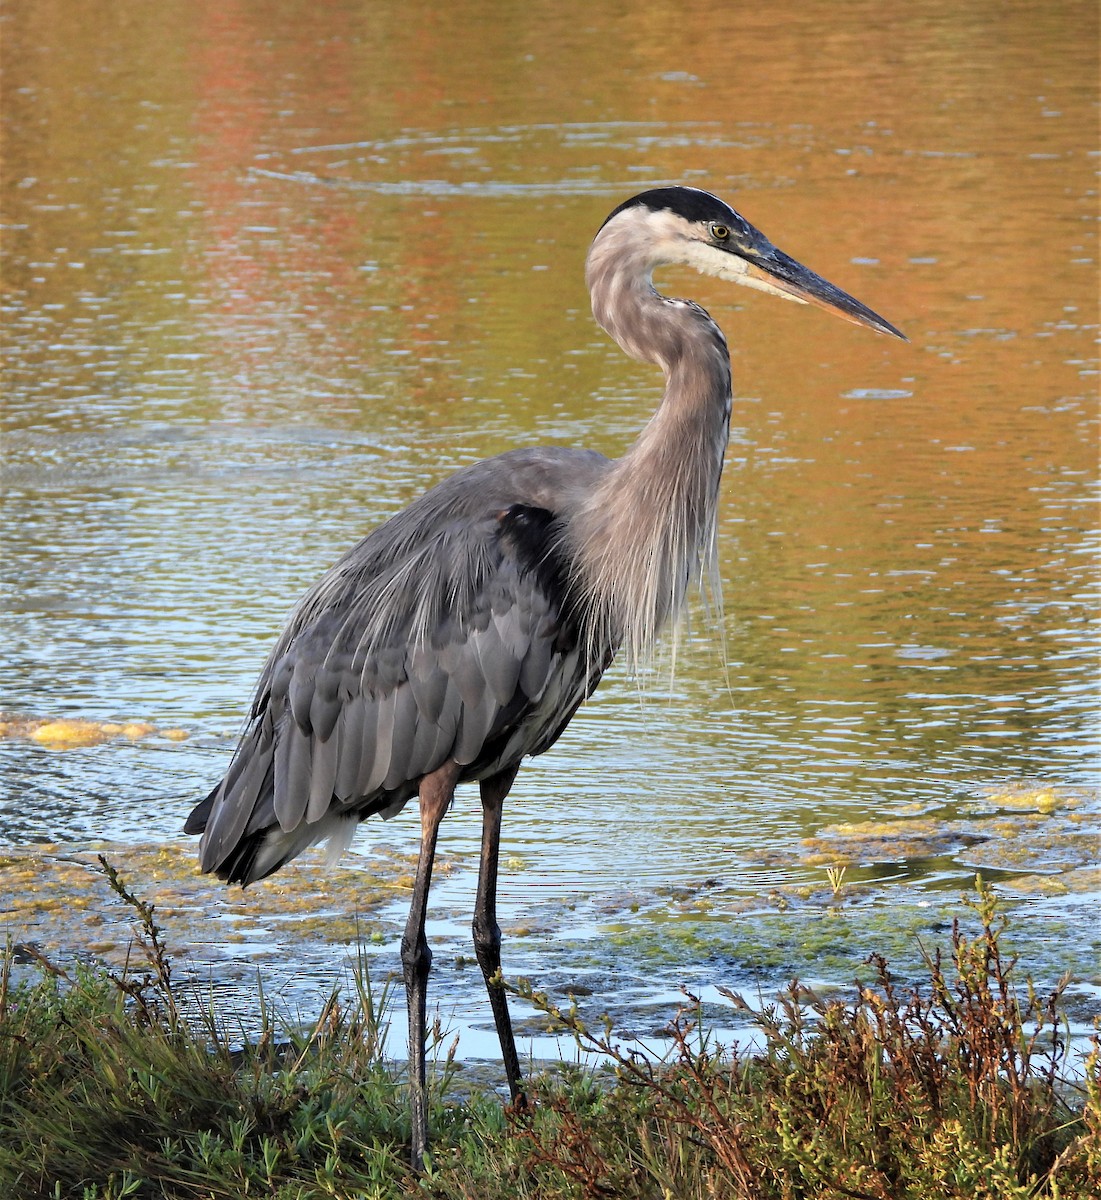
802,818,966,866
999,866,1101,896
986,787,1060,811
958,822,1101,875
975,783,1092,815
802,852,852,868
1,713,192,749
30,720,112,749
1,841,440,970
801,789,1099,882
121,722,157,740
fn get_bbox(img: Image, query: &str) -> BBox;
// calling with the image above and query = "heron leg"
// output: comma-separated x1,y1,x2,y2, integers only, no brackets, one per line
473,766,526,1106
402,760,460,1169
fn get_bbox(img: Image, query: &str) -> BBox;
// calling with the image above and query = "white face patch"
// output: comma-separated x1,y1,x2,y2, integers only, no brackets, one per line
679,239,808,305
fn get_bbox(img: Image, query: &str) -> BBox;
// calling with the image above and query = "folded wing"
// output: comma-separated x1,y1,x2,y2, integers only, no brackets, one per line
187,499,598,884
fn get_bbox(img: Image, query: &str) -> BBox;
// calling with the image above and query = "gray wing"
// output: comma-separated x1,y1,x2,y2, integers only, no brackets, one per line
189,452,610,884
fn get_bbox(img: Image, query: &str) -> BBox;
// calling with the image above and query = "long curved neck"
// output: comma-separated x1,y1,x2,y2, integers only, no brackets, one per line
569,244,732,670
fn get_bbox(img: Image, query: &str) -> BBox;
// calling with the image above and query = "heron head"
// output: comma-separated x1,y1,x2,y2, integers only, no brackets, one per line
596,186,906,341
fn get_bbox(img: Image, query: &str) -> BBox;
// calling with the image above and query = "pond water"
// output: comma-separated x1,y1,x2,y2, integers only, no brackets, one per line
2,0,1098,1064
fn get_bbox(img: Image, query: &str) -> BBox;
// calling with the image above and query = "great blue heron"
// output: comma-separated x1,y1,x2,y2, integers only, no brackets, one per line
186,185,904,1165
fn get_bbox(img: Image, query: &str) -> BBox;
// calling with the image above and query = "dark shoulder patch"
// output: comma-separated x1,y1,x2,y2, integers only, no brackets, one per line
496,504,581,639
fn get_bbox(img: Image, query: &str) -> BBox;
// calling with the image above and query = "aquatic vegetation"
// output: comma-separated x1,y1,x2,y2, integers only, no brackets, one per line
1,841,431,971
799,784,1099,878
1002,866,1101,896
977,783,1086,814
6,782,1095,1054
0,714,189,749
0,874,1096,1198
506,880,1100,1199
607,901,935,983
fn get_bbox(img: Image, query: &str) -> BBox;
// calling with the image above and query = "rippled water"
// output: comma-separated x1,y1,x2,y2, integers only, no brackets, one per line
2,0,1098,1056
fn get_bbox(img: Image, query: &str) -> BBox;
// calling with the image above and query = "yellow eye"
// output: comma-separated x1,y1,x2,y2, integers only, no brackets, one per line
710,223,730,241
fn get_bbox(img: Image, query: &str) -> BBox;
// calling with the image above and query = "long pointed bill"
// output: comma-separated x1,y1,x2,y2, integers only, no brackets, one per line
738,240,907,341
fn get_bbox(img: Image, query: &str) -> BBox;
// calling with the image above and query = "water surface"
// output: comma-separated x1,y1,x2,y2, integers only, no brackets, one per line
2,0,1098,1058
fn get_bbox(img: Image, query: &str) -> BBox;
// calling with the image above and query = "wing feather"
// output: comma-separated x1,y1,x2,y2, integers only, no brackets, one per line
408,645,448,724
335,693,366,800
407,700,444,778
309,664,343,743
288,666,315,730
493,607,531,664
444,640,486,710
384,684,421,790
307,722,341,823
455,687,498,765
519,627,556,700
274,716,313,829
473,619,523,706
360,692,394,795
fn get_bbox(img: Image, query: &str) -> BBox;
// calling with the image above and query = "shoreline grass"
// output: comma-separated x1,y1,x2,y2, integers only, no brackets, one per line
1,864,1097,1199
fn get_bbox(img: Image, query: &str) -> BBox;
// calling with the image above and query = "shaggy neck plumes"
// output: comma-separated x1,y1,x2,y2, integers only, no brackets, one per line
568,232,732,671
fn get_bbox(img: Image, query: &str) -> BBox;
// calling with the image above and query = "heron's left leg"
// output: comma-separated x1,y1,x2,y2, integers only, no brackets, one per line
473,766,526,1106
402,759,461,1169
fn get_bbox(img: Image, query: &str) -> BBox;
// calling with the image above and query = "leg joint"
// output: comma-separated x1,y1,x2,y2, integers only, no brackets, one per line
401,934,432,977
472,913,501,953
